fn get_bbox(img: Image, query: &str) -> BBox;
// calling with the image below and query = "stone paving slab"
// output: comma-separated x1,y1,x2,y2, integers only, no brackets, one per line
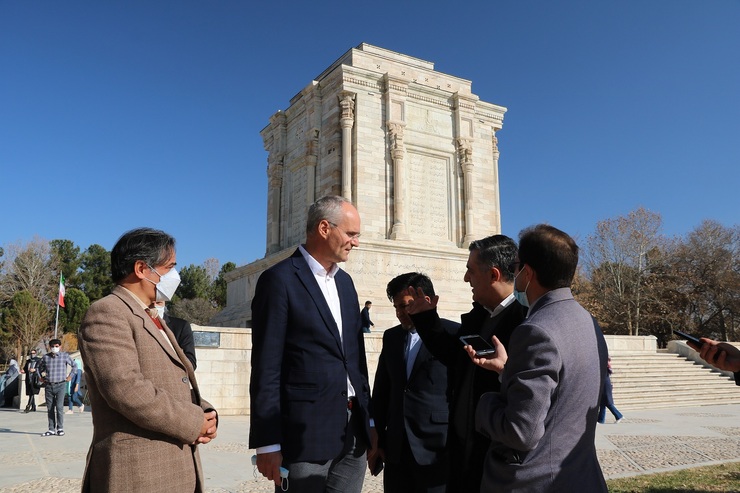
3,404,740,492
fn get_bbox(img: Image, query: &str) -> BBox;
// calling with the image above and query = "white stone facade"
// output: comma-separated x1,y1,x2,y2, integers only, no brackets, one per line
211,43,507,330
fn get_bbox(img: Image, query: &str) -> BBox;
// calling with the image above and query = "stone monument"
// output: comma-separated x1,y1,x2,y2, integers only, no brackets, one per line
211,43,507,329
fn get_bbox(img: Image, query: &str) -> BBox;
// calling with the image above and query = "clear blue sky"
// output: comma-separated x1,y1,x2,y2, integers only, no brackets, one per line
2,1,738,269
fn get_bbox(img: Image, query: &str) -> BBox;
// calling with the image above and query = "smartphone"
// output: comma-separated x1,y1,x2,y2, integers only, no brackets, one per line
459,335,496,357
371,458,384,476
672,329,702,349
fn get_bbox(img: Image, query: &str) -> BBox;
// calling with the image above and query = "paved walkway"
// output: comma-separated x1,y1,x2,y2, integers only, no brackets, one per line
2,404,740,492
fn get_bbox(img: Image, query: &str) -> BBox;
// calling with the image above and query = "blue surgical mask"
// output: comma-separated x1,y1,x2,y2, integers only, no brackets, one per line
513,267,530,308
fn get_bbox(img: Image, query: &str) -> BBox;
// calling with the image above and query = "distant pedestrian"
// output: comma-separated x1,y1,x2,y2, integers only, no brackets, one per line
38,339,77,436
598,356,624,424
361,300,375,333
21,349,42,412
66,359,85,414
0,359,20,407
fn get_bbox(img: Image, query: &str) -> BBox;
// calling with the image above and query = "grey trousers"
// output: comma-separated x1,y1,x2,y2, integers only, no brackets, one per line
45,382,66,431
279,409,368,493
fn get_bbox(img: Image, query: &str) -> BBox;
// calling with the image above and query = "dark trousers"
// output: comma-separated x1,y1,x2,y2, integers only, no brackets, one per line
45,382,66,431
280,407,368,493
598,377,623,423
384,436,447,493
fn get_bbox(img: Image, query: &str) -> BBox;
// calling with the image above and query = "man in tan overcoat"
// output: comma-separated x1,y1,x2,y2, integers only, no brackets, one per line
78,227,217,492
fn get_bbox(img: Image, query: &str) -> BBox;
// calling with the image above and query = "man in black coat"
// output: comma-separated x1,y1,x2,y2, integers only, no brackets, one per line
372,273,459,492
22,349,42,412
407,235,527,493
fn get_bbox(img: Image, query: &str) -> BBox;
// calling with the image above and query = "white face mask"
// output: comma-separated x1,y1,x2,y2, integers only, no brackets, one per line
51,347,60,354
154,305,166,318
146,266,181,302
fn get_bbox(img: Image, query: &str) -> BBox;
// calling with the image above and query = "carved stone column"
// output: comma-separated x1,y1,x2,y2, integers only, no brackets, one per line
263,111,287,254
457,137,475,246
339,92,355,202
490,130,502,233
388,122,408,240
302,83,321,207
305,128,319,205
266,156,284,254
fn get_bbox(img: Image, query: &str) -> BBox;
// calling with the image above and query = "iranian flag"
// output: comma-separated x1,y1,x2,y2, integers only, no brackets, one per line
58,274,66,307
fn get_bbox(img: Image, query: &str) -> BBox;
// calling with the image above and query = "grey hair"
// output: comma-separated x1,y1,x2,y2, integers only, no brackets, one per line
306,196,353,235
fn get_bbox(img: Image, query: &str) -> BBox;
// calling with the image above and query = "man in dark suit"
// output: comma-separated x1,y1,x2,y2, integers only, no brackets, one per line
151,301,197,370
78,228,217,493
360,300,374,333
371,273,459,493
471,225,608,492
250,195,374,493
407,235,527,492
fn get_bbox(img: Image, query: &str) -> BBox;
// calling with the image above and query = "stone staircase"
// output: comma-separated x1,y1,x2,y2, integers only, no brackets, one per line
609,351,740,410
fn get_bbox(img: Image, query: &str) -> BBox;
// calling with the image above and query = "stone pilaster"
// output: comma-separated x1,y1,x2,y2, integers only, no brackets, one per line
387,122,408,240
339,92,355,202
457,137,475,246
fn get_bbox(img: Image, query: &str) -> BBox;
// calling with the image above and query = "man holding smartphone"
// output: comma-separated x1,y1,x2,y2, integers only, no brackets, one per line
469,225,608,492
405,235,527,493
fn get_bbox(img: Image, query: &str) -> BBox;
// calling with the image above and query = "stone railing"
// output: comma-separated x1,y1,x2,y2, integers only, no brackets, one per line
603,334,657,354
191,325,385,415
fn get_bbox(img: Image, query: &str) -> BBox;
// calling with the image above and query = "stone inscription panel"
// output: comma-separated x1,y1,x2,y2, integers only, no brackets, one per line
407,150,451,241
194,331,221,348
406,105,453,138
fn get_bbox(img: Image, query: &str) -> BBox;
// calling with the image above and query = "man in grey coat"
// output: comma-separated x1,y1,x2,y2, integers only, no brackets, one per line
468,224,608,492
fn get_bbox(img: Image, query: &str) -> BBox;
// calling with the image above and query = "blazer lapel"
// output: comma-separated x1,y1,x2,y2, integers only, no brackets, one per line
112,286,184,368
160,318,201,403
291,252,344,353
408,336,429,381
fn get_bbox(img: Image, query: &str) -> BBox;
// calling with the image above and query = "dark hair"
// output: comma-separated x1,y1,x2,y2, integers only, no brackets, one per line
386,272,435,302
111,228,176,283
306,195,352,235
49,339,62,347
364,301,372,306
518,224,578,289
468,235,518,281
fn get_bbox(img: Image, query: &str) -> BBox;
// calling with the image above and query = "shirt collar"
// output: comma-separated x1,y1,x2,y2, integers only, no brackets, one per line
120,286,150,311
299,245,339,278
487,292,515,318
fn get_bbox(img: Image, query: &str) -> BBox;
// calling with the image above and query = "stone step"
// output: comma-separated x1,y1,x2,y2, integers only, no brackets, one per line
612,372,729,382
603,351,738,410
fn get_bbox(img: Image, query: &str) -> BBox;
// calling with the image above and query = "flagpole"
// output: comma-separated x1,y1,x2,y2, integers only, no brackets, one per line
54,272,63,339
54,302,60,339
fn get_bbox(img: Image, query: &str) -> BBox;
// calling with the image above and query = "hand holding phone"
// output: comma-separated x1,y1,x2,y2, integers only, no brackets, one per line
672,329,702,350
459,335,496,357
371,458,384,476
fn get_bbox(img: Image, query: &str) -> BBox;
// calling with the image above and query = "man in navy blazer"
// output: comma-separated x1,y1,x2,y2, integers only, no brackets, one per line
371,273,459,492
250,196,374,492
470,225,608,492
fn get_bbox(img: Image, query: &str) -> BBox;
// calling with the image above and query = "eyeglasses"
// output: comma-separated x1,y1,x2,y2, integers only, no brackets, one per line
329,222,361,240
